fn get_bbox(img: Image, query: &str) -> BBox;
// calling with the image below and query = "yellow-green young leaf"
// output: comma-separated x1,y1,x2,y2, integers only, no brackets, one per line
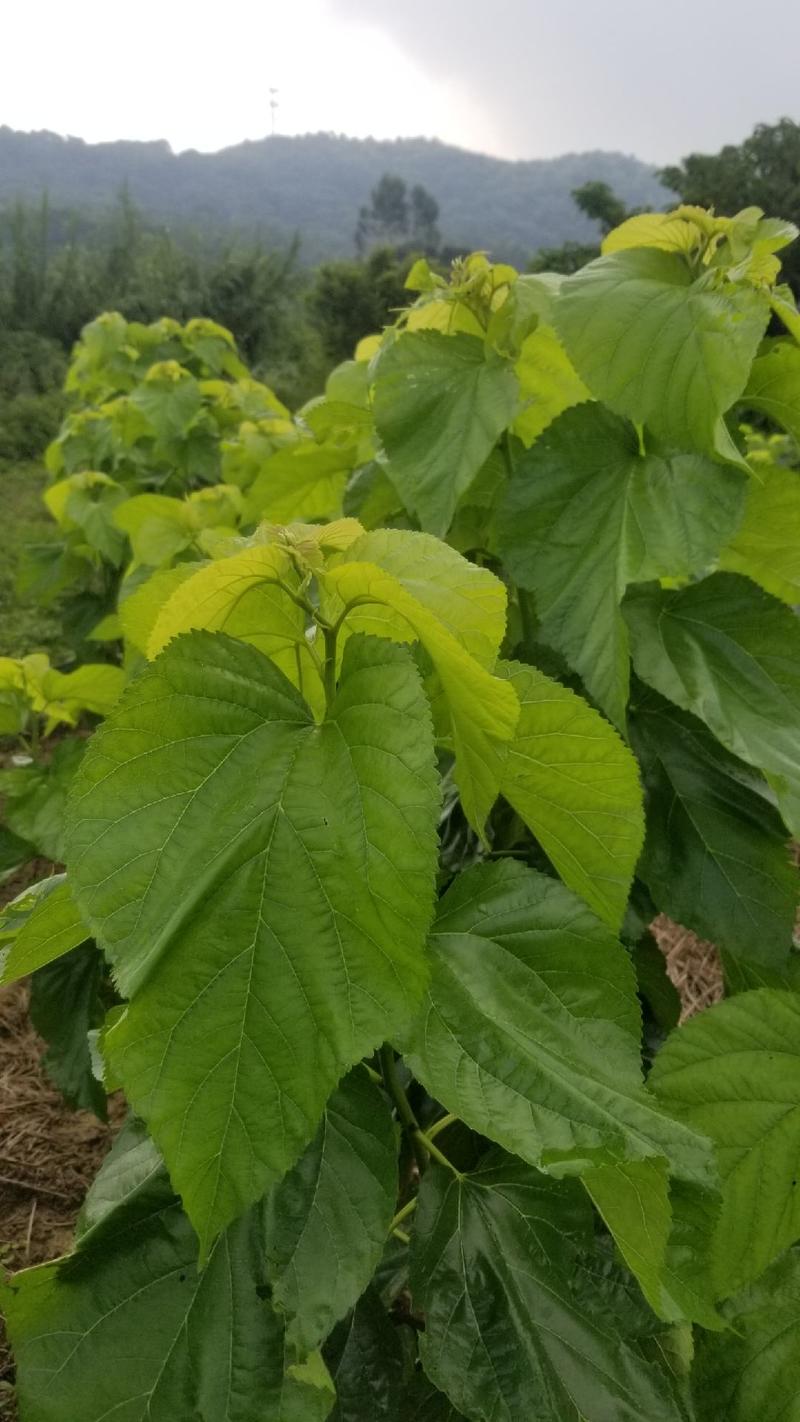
719,463,800,604
399,860,715,1189
651,989,800,1297
771,283,800,342
113,492,193,567
602,211,706,256
66,633,440,1253
494,661,644,930
743,339,800,443
334,528,508,667
322,549,518,833
555,248,770,463
242,443,353,525
512,323,590,446
147,541,322,709
372,330,519,537
119,565,199,654
0,876,89,986
2,1127,334,1422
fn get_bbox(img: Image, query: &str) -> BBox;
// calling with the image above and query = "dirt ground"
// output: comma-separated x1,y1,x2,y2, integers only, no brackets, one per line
0,892,724,1418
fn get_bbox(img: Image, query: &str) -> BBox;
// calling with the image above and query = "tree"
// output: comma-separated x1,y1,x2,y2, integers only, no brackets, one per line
662,118,800,292
355,173,440,256
410,183,441,253
572,180,630,234
529,181,635,273
309,245,410,363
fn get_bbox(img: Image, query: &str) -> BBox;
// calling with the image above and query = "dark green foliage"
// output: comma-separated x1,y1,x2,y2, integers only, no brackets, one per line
310,247,411,365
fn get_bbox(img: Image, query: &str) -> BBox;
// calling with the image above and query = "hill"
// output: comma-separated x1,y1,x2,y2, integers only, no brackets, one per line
0,128,672,263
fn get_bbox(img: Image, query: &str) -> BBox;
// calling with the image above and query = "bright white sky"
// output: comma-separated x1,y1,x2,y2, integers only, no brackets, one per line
5,0,798,164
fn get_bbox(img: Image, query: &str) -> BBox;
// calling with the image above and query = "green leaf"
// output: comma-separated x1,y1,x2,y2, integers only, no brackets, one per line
372,331,519,537
130,361,204,440
625,573,800,832
554,247,769,460
265,1066,398,1352
29,943,107,1116
584,1159,673,1316
322,533,518,834
2,1144,335,1422
498,403,746,727
119,563,198,653
399,860,715,1188
411,1149,690,1422
0,874,90,986
147,540,323,709
743,339,800,443
651,989,800,1296
719,462,800,605
0,737,85,861
692,1250,800,1422
324,1287,408,1422
583,1162,721,1329
512,323,590,446
113,492,193,567
494,659,644,930
243,444,352,524
630,693,796,969
331,528,508,668
67,633,439,1252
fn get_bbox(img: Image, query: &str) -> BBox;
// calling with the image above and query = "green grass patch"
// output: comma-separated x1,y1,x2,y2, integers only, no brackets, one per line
1,462,65,658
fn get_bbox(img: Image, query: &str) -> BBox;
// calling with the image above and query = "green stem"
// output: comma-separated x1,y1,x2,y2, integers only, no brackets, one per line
418,1130,461,1176
380,1045,461,1178
426,1112,457,1142
322,625,338,711
390,1198,418,1233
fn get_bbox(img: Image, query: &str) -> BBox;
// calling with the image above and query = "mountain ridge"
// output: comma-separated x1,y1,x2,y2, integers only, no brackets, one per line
0,127,673,263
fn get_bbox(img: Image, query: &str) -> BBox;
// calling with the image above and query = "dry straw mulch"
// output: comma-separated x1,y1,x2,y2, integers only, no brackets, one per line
651,915,725,1021
0,981,124,1416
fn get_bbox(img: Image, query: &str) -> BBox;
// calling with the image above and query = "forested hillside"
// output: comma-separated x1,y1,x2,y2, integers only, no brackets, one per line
0,128,672,262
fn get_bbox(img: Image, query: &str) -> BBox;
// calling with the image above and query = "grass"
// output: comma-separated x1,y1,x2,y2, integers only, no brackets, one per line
0,462,64,659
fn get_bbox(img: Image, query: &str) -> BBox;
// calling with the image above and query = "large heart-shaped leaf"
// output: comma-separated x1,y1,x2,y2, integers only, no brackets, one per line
692,1251,800,1422
495,660,644,930
1,1124,334,1422
399,860,714,1186
630,693,796,969
719,461,800,606
372,330,519,537
624,573,800,832
67,632,439,1252
498,403,746,726
411,1150,689,1422
265,1067,398,1352
651,989,800,1296
554,247,769,460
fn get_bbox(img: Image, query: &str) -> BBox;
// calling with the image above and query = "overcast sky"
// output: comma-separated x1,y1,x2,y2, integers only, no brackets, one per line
5,0,795,165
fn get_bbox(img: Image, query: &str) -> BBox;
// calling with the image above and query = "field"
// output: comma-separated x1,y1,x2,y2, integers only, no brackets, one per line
1,211,800,1421
0,464,63,660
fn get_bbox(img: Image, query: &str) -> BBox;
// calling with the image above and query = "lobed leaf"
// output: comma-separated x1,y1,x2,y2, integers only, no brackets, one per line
399,860,715,1187
67,633,440,1252
498,403,746,727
